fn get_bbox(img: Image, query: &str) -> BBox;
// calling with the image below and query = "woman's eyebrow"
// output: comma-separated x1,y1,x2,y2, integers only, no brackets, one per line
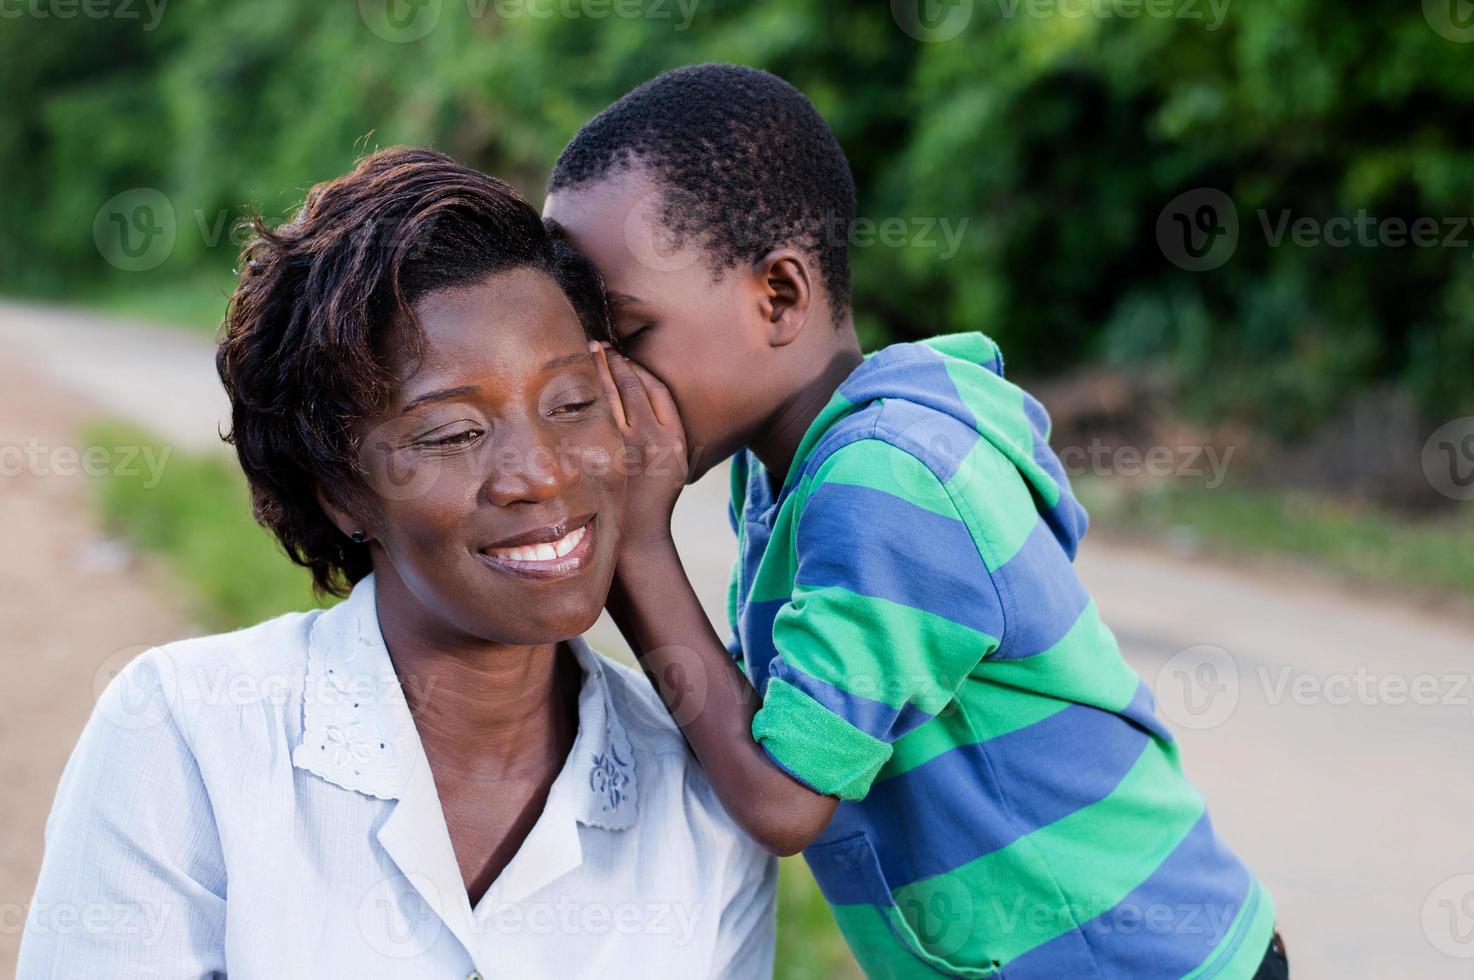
543,351,593,371
605,291,641,308
398,384,480,415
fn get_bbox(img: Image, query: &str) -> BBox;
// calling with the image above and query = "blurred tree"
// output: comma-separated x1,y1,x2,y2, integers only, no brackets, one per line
2,0,1471,432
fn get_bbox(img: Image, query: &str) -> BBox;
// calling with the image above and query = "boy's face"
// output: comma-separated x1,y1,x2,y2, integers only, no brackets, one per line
544,165,775,482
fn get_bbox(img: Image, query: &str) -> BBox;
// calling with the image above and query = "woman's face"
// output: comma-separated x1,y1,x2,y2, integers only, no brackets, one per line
353,266,626,647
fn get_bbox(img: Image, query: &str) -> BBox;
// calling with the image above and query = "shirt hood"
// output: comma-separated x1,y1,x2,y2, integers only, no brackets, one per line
785,331,1089,559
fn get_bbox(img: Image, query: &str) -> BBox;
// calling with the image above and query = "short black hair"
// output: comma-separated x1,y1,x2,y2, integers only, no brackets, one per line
549,63,856,319
218,146,610,597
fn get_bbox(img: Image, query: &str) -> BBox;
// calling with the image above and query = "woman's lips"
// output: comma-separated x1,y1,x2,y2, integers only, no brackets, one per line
476,516,596,581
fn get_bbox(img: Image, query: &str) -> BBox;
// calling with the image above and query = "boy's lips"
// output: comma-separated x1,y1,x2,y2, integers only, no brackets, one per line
476,515,597,581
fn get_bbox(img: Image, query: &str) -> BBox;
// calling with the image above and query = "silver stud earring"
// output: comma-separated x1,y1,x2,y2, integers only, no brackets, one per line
350,530,367,544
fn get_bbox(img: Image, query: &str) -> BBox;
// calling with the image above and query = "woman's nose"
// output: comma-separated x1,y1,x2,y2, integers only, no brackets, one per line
482,431,577,506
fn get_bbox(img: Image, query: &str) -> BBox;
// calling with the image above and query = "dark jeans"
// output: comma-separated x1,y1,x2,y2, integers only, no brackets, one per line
1251,932,1289,980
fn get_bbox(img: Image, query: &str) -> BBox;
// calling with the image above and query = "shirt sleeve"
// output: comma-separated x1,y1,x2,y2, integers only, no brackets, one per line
18,649,228,979
751,438,1005,801
723,575,744,663
723,455,747,664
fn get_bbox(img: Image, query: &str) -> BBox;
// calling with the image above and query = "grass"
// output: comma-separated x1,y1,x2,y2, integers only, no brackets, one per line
83,271,235,334
83,420,862,979
85,420,329,630
12,271,235,335
1077,476,1474,602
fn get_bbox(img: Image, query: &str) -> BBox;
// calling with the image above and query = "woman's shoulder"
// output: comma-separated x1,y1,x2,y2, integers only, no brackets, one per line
93,607,325,766
143,607,317,695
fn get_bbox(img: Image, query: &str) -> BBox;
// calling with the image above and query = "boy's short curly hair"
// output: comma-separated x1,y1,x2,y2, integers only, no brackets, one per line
548,63,857,320
217,146,611,597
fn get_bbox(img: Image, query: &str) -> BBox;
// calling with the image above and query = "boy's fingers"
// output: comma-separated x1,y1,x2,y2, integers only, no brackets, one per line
626,360,680,431
604,347,657,429
588,342,629,431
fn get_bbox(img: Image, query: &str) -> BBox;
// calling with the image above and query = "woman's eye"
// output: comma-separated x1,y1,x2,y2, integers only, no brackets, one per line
621,324,654,344
551,399,597,417
425,428,483,447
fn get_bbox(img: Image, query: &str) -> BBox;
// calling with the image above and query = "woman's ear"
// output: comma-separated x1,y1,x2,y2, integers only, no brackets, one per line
315,484,372,544
753,248,813,348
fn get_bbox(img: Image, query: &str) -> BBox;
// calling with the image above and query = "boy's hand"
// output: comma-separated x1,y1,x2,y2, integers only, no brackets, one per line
589,341,688,554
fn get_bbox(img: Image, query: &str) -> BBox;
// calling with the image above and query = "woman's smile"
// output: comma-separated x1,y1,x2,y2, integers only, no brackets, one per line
476,512,599,581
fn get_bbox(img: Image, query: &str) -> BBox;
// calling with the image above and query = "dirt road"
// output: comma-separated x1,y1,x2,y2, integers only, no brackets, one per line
2,300,1471,978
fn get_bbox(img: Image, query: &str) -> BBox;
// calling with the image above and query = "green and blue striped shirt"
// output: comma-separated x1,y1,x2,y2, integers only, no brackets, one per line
728,333,1274,978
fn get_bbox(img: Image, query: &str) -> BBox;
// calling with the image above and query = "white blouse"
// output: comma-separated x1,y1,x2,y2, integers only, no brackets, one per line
18,574,776,979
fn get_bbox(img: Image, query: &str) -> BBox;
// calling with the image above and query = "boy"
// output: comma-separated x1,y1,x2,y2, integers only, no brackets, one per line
544,64,1285,979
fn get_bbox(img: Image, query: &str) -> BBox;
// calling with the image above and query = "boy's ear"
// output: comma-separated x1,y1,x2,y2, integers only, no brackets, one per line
752,248,813,348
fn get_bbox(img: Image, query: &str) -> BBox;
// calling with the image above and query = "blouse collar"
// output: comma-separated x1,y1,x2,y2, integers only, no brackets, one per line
290,573,639,831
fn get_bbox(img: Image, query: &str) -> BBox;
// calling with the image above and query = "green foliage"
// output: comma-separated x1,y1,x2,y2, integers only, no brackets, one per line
85,420,329,629
8,1,1474,434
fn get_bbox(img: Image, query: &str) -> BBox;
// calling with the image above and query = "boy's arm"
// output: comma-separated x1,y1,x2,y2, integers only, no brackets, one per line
592,343,837,855
606,543,838,854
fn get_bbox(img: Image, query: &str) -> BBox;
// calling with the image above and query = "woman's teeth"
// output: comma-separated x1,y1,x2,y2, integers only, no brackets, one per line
486,524,587,563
